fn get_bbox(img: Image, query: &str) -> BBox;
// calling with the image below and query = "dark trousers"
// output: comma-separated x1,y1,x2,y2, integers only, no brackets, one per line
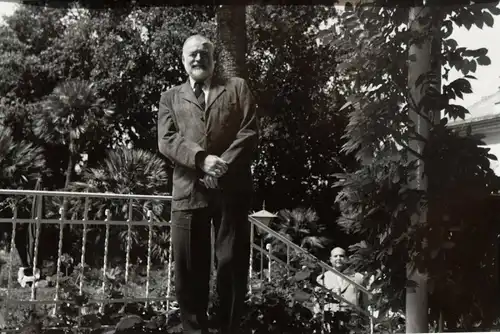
171,193,251,334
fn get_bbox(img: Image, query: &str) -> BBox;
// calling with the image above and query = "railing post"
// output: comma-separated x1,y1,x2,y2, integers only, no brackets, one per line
370,309,374,334
145,210,153,308
260,239,264,280
53,205,66,314
31,194,43,303
77,197,90,331
7,203,17,299
100,208,111,313
248,218,254,294
265,243,272,282
5,202,18,328
80,197,90,295
125,199,133,285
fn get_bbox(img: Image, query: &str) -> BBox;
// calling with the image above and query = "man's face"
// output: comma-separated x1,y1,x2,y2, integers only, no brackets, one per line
182,38,214,82
330,248,346,269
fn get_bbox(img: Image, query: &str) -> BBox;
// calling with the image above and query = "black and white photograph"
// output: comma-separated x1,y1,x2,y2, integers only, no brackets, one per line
0,0,499,333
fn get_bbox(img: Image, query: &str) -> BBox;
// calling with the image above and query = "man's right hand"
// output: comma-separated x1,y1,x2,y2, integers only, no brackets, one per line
199,154,228,177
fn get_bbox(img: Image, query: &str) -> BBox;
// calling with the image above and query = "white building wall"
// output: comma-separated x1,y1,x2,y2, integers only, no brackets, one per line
447,90,500,176
484,137,500,176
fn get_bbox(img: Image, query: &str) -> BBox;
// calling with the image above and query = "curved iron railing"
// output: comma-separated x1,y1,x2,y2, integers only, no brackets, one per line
248,215,376,333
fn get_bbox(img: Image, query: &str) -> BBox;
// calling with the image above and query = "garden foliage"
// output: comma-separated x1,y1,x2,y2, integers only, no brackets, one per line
327,2,500,330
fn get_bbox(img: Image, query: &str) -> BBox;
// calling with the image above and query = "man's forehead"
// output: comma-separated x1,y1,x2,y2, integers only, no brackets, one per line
183,39,212,53
331,247,345,256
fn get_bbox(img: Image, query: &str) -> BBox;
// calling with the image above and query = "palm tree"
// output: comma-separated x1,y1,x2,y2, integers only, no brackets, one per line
63,147,170,266
33,79,112,190
30,79,113,273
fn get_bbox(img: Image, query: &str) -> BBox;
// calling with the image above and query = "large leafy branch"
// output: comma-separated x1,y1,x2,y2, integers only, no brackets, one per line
327,2,500,327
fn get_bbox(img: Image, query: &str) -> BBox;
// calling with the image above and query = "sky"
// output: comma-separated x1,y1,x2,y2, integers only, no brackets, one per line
447,21,500,108
0,1,16,25
0,1,499,109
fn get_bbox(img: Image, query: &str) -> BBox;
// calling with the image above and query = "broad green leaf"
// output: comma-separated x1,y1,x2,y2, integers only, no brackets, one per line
488,5,500,15
477,55,491,66
444,38,458,50
483,12,494,27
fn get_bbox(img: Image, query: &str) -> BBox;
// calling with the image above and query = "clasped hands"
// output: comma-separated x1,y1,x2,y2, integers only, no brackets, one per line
199,154,228,189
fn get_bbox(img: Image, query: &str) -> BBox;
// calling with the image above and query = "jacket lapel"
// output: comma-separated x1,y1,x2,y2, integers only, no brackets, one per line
179,78,227,118
206,81,226,111
180,79,226,110
180,80,202,110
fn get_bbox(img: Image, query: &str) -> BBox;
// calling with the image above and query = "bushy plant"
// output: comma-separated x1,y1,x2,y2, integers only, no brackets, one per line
11,256,379,333
237,260,372,334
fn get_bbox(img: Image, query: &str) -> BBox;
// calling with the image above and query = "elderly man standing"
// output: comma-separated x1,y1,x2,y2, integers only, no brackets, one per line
157,34,259,334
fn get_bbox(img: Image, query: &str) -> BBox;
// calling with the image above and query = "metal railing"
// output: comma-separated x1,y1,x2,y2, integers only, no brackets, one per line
0,189,376,333
0,189,174,331
248,215,376,334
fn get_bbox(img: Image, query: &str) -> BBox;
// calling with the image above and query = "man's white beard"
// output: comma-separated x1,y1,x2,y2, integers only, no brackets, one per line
191,68,209,81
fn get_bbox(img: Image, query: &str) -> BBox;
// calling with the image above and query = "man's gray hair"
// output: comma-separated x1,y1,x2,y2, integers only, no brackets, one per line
182,34,215,53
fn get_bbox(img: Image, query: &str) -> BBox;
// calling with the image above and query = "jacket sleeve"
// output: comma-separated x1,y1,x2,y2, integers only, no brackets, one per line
157,91,205,170
220,78,259,166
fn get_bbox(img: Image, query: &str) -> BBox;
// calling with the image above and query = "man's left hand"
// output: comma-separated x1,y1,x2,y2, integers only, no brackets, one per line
201,175,219,189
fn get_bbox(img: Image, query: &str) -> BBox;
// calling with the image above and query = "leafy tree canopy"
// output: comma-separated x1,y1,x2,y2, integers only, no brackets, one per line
0,4,357,246
328,2,500,329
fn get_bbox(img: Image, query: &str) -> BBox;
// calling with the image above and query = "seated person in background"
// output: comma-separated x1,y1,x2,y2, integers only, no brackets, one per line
315,247,365,313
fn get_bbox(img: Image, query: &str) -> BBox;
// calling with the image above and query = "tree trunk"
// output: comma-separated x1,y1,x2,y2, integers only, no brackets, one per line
406,5,442,333
64,151,73,190
215,5,247,80
213,3,248,292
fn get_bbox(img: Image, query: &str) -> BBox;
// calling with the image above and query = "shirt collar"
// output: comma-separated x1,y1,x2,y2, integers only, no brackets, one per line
189,76,211,90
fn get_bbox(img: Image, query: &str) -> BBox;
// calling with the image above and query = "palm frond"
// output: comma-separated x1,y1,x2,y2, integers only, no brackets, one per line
33,79,111,153
300,236,326,249
0,124,45,189
272,206,327,254
63,146,169,221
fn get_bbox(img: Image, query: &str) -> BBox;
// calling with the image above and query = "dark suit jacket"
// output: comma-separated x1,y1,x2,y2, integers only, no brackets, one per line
157,76,259,211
